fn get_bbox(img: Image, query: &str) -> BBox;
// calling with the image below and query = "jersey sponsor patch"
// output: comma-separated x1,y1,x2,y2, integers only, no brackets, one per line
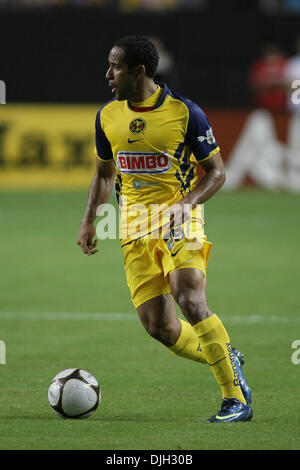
116,151,172,174
197,127,216,145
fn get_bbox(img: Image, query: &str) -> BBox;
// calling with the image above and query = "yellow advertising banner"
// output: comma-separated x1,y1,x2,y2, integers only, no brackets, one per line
1,104,293,191
0,104,100,189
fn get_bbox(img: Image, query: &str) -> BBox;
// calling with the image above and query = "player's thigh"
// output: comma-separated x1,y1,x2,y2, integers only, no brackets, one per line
170,268,212,324
136,293,180,345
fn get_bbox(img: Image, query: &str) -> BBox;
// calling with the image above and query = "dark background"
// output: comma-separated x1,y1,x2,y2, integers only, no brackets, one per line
1,3,299,107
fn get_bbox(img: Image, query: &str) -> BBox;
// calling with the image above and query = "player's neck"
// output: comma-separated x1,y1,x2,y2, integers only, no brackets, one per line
128,79,158,104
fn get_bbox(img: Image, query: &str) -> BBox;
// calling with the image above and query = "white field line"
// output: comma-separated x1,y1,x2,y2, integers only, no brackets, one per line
0,312,136,321
0,311,299,324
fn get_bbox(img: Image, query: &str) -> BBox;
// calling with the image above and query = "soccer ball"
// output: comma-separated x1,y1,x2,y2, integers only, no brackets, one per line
48,368,100,419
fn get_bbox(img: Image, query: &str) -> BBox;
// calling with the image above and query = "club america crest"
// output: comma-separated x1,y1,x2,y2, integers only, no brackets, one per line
129,118,146,134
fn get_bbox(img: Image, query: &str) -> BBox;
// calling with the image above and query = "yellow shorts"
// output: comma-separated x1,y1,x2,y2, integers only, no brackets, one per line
121,224,212,308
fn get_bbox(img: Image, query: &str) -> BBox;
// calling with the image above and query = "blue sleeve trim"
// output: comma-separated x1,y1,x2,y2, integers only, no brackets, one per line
167,88,219,162
95,106,113,161
185,100,219,162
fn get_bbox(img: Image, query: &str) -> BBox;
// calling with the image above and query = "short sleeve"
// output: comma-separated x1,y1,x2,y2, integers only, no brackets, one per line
185,101,220,162
95,109,113,161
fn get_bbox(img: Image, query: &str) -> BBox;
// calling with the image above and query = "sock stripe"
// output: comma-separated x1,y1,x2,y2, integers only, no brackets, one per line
208,356,228,367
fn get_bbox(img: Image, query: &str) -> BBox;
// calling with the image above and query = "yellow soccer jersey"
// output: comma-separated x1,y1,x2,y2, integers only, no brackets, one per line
95,83,220,244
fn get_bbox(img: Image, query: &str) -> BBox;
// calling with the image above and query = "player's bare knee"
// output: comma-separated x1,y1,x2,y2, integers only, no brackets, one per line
177,290,210,323
146,321,177,346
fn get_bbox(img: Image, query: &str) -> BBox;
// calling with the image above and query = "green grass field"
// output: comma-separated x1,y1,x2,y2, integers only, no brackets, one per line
0,188,299,450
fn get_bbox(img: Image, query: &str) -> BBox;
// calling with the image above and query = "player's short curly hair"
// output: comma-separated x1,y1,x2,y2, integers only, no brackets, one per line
114,35,159,78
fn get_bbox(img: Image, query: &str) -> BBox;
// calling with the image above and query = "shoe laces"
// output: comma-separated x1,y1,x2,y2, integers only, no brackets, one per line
220,398,239,412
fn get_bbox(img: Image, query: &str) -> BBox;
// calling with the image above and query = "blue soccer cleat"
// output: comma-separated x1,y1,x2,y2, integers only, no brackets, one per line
206,398,253,423
232,347,252,405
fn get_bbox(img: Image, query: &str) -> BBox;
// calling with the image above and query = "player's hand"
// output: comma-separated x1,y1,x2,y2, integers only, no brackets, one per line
167,200,192,228
77,223,98,256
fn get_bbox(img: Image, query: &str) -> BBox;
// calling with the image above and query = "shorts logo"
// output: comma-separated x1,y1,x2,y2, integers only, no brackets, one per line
129,118,146,134
117,152,172,174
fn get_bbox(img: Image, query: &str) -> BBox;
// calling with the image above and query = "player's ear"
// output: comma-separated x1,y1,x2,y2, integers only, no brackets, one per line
136,64,146,77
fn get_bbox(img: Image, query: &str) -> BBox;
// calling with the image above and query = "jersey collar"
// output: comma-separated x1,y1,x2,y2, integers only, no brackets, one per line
127,82,170,112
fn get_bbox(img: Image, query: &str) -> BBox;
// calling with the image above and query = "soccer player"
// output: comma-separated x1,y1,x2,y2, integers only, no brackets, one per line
77,36,252,423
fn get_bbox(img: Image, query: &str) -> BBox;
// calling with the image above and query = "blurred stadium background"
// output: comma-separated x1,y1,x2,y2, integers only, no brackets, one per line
1,0,300,451
1,0,300,190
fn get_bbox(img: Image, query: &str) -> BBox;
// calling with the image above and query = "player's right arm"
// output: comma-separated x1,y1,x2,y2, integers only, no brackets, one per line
77,157,115,256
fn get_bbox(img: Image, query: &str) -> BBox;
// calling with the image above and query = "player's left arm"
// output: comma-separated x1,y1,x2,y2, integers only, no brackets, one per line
182,101,226,205
168,102,226,223
168,152,225,226
169,152,225,227
185,151,226,206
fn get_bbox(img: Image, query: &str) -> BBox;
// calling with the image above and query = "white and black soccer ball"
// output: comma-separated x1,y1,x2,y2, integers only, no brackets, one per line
48,368,100,419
